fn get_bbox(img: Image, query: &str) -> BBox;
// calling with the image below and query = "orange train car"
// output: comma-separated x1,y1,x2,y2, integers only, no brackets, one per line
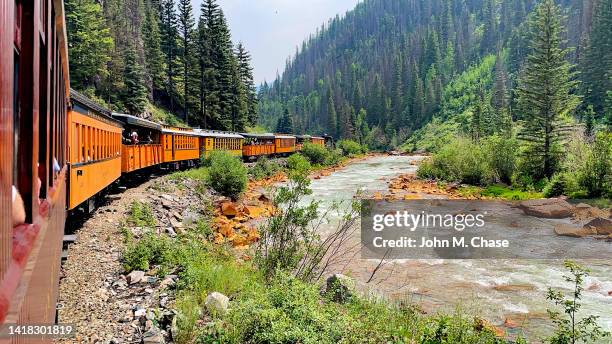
1,0,71,330
161,126,200,166
67,91,123,210
194,129,244,158
242,133,276,159
112,113,164,173
274,134,297,156
311,136,325,147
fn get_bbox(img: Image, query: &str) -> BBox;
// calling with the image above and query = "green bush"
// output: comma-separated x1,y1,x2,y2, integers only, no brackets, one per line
543,172,579,198
123,231,172,273
481,135,518,184
286,153,311,174
577,132,612,198
248,156,281,180
207,151,248,199
416,138,491,185
300,142,330,165
337,139,366,156
127,201,156,228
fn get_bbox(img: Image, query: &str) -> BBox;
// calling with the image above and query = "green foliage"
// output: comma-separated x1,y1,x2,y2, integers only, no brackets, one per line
416,138,491,185
479,185,542,200
123,47,149,115
123,231,172,273
248,157,281,180
403,118,461,152
515,0,580,180
206,151,247,199
286,154,311,175
65,0,113,89
543,173,579,198
300,142,331,165
336,139,367,157
576,132,612,198
275,108,294,133
546,261,610,344
168,167,209,182
480,135,518,184
127,201,156,228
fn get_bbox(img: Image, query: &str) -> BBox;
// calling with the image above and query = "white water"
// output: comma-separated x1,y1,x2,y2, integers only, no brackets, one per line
303,155,612,342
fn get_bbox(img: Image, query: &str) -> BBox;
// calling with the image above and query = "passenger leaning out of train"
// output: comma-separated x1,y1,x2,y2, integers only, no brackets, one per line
130,130,139,145
145,132,153,144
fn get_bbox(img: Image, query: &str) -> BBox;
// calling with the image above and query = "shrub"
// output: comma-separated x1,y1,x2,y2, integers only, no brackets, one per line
123,231,172,273
300,142,329,165
481,135,518,184
127,201,156,228
206,151,247,199
286,153,311,175
543,172,579,198
248,156,281,180
337,139,366,156
416,138,491,185
577,132,612,198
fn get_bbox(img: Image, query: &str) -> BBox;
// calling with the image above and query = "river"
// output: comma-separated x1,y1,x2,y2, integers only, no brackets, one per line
301,155,612,342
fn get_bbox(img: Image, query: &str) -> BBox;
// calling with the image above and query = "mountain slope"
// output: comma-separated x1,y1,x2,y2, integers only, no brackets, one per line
258,0,597,149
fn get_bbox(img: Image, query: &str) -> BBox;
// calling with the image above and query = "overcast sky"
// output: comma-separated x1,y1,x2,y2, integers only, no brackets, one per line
191,0,361,85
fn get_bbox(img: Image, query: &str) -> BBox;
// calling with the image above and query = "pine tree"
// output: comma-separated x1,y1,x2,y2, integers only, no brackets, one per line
516,0,580,179
123,47,149,115
327,87,338,137
583,104,596,139
581,0,612,115
230,52,248,131
160,0,179,112
178,0,196,124
214,11,235,130
276,108,293,133
197,0,220,128
142,1,165,100
65,0,113,89
236,43,258,126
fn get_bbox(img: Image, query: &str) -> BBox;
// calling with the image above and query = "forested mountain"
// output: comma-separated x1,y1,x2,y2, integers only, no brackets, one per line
65,0,257,131
258,0,611,149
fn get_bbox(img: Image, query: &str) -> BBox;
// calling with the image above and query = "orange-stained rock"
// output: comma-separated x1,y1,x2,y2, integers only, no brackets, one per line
213,232,225,244
218,224,233,237
503,318,519,328
244,205,265,218
221,202,238,217
373,192,383,200
474,318,505,337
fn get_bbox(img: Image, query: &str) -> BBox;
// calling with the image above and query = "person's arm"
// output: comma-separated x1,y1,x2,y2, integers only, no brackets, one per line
12,186,25,226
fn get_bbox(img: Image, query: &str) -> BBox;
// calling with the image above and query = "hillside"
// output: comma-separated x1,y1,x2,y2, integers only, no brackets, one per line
257,0,610,150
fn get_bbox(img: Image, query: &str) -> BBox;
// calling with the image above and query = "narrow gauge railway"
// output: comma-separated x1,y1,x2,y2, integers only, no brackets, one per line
0,0,330,335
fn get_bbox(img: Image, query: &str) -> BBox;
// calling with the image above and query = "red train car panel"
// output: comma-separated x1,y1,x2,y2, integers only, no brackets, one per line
1,0,71,332
68,91,123,210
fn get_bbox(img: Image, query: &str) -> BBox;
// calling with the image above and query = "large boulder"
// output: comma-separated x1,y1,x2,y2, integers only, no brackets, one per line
554,225,597,238
518,199,574,219
205,292,229,316
585,217,612,235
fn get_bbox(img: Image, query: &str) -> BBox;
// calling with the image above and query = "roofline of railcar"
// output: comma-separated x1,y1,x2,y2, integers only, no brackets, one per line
111,112,162,130
274,134,296,140
54,0,70,98
70,89,123,127
241,133,276,139
193,129,244,139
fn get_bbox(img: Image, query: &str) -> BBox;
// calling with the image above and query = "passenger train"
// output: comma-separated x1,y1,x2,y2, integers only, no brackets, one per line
0,0,329,334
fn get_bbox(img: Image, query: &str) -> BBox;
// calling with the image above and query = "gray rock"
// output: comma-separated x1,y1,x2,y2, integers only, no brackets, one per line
325,274,356,303
205,292,229,316
134,308,146,318
142,326,165,344
126,270,145,285
165,227,177,237
182,209,200,226
161,194,174,201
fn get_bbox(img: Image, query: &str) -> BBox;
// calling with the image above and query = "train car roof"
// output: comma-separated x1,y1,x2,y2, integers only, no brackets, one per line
295,135,312,139
311,136,325,140
70,89,123,127
112,113,162,130
274,134,296,140
161,127,200,136
241,133,276,139
193,129,244,139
